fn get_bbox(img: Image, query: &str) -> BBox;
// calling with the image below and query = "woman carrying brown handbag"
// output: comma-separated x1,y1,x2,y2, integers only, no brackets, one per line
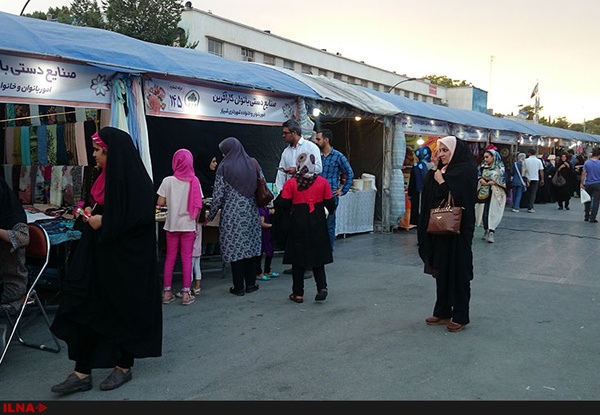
417,136,478,332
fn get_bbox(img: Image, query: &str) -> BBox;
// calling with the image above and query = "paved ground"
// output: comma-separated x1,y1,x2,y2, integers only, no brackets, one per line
1,198,599,401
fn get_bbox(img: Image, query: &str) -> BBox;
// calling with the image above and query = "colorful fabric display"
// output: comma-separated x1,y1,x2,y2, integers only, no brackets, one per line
46,124,57,165
12,127,21,165
37,125,48,165
56,124,68,165
4,126,14,164
20,127,31,166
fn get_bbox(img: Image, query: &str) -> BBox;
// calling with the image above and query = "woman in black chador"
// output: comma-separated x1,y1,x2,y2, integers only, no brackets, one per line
51,127,162,394
417,136,478,333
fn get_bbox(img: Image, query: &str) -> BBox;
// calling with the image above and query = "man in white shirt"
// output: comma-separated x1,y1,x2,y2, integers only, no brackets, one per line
523,148,544,213
275,119,322,194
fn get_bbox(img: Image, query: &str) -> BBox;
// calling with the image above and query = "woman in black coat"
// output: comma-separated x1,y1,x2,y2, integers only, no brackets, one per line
51,127,162,394
551,153,577,210
417,136,478,332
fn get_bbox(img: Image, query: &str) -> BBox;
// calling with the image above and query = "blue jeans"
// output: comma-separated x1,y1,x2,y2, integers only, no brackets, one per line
327,197,339,251
512,185,524,209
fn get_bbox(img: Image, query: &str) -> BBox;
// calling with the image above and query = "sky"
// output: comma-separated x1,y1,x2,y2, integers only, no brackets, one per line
1,0,599,123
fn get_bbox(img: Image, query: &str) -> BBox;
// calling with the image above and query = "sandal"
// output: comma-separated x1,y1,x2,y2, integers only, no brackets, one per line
181,294,195,306
162,291,176,305
192,288,201,296
256,274,271,281
289,294,303,303
266,272,279,278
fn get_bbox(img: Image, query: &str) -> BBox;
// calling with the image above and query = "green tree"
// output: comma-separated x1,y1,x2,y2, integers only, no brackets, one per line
26,6,73,24
423,75,472,88
70,0,105,28
102,0,184,45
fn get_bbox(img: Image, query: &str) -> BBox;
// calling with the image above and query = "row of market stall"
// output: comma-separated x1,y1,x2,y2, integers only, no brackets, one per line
1,11,599,232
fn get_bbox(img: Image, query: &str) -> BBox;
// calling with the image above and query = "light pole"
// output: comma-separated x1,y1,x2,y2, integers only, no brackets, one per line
20,0,31,16
387,77,421,93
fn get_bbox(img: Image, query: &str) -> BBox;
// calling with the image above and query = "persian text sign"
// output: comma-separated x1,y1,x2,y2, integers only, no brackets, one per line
144,77,297,124
0,53,112,107
399,115,449,135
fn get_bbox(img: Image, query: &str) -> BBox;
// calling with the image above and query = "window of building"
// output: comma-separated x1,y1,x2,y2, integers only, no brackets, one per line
301,64,312,74
372,83,380,91
333,72,342,80
283,59,294,70
263,54,276,65
241,47,254,62
361,79,368,87
318,68,328,77
207,38,223,57
346,76,355,84
404,91,410,98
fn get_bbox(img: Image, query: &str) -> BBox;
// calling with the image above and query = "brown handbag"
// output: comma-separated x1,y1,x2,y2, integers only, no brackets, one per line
253,159,273,207
426,192,464,235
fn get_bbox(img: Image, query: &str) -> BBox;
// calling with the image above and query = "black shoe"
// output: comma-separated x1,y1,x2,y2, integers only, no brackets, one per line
565,206,570,210
51,373,92,394
585,217,590,222
229,287,245,296
245,284,259,293
99,369,132,391
558,207,563,210
283,268,293,274
315,288,328,301
591,219,598,223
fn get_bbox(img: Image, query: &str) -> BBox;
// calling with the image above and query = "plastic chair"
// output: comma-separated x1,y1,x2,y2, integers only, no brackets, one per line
0,223,61,366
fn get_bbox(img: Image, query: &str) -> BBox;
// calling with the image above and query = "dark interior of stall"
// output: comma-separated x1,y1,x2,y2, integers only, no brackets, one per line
311,116,385,223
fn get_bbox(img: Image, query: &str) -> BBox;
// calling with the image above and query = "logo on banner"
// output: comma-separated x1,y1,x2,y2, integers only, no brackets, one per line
185,90,200,107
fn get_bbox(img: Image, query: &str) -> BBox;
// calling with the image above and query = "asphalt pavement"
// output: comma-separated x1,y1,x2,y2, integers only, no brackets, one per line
1,198,599,401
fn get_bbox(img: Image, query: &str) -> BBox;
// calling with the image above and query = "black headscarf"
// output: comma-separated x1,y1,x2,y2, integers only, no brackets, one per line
196,149,222,198
0,177,26,229
216,137,257,198
98,127,155,243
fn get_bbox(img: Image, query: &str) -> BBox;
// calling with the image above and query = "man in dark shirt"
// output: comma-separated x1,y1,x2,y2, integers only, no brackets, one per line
315,129,354,251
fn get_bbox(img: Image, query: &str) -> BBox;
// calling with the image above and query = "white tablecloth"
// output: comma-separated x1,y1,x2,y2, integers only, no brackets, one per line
335,189,376,236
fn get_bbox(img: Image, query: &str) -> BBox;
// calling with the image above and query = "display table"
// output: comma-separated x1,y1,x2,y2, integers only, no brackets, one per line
335,189,376,236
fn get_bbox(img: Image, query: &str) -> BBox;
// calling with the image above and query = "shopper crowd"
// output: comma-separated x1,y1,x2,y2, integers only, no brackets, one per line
2,121,597,395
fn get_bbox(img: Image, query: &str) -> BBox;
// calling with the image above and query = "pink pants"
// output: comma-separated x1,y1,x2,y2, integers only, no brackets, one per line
163,231,195,293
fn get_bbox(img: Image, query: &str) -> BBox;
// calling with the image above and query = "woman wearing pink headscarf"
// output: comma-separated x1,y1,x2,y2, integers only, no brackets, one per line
157,149,203,306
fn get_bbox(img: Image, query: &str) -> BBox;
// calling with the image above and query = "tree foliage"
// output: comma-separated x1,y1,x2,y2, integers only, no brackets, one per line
423,75,472,88
26,7,73,24
102,0,184,45
25,0,185,46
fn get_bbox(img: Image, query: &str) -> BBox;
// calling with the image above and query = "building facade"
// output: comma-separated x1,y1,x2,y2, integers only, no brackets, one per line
178,3,487,112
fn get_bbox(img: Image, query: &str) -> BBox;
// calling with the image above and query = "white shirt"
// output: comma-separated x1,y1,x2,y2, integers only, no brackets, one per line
524,156,544,181
275,138,322,193
157,176,198,232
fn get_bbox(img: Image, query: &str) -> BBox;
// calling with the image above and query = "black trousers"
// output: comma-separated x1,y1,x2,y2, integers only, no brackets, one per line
433,273,471,325
73,326,134,374
254,254,272,275
230,257,257,291
291,264,326,297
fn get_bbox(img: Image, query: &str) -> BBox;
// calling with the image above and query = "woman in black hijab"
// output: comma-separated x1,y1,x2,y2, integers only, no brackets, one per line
51,127,162,394
0,177,29,314
196,150,222,199
417,136,478,332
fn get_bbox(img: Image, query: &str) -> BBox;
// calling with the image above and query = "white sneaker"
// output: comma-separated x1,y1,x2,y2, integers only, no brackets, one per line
487,232,495,243
512,208,519,213
527,209,535,213
481,230,489,241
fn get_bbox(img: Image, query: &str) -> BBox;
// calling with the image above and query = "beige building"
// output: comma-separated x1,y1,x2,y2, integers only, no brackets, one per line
178,2,487,112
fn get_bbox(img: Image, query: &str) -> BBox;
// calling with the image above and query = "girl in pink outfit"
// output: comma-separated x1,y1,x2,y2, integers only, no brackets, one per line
157,149,203,306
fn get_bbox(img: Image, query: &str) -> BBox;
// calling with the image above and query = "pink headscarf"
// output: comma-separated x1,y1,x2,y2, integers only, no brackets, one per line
90,132,107,205
172,149,203,220
437,135,457,173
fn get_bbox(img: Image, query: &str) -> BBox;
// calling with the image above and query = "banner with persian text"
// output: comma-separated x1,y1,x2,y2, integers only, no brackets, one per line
0,53,113,108
143,77,297,125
